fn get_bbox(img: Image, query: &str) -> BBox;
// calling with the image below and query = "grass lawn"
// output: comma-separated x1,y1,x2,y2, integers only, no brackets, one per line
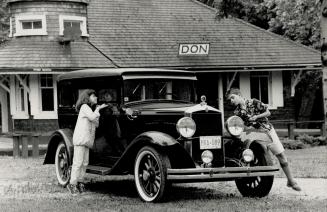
0,146,326,212
277,146,327,178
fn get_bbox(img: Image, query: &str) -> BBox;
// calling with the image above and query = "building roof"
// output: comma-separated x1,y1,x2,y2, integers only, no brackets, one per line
0,39,116,71
57,68,196,81
87,0,321,70
0,0,321,73
6,0,89,4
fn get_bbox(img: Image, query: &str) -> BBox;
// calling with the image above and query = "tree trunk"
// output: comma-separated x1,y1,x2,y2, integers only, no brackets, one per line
321,0,327,135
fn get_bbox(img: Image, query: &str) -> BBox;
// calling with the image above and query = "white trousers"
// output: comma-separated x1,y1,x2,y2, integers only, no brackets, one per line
70,145,89,185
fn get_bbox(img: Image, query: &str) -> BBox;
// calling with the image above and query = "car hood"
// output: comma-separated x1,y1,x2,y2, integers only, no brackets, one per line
127,102,221,115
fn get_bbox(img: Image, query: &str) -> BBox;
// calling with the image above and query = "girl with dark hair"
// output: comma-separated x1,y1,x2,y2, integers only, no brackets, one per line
67,89,108,195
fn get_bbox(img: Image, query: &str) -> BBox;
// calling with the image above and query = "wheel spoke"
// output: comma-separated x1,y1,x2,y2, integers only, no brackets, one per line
154,180,160,190
145,180,150,192
153,183,158,193
147,156,152,168
144,162,150,170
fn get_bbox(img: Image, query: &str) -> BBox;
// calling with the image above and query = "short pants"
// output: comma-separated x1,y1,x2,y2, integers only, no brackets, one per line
266,127,285,155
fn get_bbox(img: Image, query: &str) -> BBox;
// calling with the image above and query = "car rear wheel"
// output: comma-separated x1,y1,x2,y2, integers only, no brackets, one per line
235,147,274,197
134,146,170,202
55,142,71,186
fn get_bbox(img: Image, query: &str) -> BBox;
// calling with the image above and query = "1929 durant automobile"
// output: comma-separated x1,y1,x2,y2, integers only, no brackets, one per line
44,68,279,202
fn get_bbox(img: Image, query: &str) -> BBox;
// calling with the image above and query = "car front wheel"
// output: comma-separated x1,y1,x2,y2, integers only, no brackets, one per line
134,146,170,202
235,147,274,197
55,141,71,186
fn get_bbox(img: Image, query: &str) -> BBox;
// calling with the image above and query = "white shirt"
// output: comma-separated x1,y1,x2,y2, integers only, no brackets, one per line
72,104,100,148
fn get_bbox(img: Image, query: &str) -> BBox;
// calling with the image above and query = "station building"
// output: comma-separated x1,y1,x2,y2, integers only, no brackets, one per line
0,0,321,133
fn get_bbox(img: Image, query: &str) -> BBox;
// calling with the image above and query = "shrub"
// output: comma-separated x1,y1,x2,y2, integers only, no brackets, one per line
297,134,327,146
281,138,307,150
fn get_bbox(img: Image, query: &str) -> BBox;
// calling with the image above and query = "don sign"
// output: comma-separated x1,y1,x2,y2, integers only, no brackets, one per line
178,44,209,56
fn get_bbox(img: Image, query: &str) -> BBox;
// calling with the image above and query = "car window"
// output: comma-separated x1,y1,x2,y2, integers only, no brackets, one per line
98,89,117,103
123,79,195,103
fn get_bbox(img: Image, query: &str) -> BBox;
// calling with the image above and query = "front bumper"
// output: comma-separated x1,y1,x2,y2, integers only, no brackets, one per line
167,166,279,182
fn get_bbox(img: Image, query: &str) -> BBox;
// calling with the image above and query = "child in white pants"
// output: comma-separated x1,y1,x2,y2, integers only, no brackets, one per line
67,89,107,195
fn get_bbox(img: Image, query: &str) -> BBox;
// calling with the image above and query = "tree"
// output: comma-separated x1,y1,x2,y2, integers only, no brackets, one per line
201,0,321,49
263,0,321,49
0,0,9,44
200,0,322,123
321,0,327,133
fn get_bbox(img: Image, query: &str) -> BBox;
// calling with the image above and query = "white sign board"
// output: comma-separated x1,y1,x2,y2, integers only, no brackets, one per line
179,44,209,56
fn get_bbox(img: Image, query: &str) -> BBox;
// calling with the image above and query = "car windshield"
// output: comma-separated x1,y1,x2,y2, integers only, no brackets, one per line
123,79,195,103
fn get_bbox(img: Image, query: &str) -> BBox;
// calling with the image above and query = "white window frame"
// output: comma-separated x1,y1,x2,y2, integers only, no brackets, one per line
14,14,47,36
59,15,89,37
33,75,58,119
250,71,271,105
12,77,29,119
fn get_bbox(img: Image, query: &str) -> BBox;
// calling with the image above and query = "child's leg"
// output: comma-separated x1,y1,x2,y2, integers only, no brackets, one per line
266,128,301,191
275,152,294,183
77,146,89,183
70,146,85,185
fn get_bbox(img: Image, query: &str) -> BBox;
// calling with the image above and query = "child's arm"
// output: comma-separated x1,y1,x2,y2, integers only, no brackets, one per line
249,100,271,121
81,104,101,123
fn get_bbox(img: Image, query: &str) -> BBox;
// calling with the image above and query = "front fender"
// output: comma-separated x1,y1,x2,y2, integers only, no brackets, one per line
243,139,275,166
43,129,73,165
110,131,195,174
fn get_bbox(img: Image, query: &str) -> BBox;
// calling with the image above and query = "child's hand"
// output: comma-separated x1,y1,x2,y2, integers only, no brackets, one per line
97,103,108,110
249,115,258,121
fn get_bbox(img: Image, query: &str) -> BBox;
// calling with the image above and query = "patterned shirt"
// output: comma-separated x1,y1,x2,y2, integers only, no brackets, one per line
234,98,272,130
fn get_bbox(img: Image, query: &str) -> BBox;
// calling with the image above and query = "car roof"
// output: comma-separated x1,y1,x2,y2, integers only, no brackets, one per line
57,68,197,81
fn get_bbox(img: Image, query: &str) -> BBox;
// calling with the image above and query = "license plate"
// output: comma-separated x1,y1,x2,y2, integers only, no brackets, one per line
200,136,221,149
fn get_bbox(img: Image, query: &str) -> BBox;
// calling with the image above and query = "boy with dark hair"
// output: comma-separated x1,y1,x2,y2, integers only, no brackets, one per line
226,88,301,191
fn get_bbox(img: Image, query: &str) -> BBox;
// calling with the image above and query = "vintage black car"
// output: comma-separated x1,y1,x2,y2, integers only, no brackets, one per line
44,68,279,202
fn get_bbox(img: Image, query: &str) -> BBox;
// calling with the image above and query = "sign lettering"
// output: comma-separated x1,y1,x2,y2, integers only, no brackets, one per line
179,44,209,56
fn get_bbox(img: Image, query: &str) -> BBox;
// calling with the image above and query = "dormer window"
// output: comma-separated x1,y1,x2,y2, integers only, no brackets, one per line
14,14,47,36
59,15,88,37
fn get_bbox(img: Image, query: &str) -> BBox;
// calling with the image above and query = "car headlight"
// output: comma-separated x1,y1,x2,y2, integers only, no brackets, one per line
176,117,196,138
201,150,213,164
226,116,244,136
242,149,254,163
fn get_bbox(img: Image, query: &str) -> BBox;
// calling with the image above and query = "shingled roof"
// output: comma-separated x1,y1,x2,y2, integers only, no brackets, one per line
87,0,321,70
0,39,116,70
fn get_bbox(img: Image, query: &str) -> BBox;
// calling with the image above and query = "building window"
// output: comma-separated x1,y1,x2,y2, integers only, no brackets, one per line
59,15,88,37
22,20,42,29
250,72,270,104
40,75,54,111
14,14,47,36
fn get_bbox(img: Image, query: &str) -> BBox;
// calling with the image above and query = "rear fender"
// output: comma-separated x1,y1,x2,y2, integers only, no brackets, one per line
43,129,73,164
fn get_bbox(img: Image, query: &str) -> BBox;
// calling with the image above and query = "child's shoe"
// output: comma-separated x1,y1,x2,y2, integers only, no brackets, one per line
67,184,79,196
77,182,86,193
287,181,301,191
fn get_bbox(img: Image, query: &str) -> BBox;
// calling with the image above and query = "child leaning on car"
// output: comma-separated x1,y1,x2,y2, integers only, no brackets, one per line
226,88,301,191
67,89,108,196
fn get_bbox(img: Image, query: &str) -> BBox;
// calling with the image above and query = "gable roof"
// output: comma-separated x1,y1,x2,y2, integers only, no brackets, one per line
87,0,320,70
0,39,116,71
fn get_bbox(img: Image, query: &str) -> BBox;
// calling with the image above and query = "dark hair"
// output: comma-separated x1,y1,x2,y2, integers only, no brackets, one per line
75,89,96,112
225,87,242,99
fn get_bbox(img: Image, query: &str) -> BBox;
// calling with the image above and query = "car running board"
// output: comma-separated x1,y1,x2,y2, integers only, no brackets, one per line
86,165,111,175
